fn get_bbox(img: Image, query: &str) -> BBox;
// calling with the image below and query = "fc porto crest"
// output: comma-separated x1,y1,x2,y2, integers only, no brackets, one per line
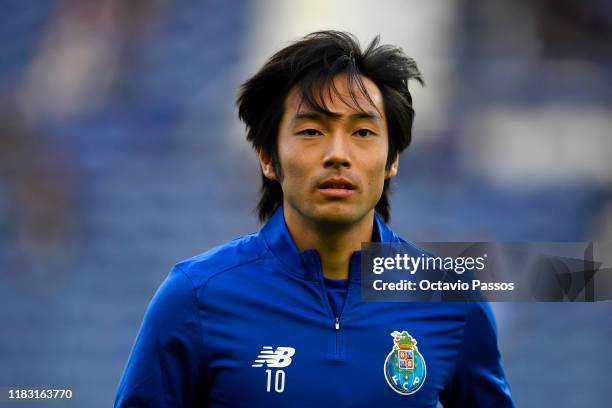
384,330,426,395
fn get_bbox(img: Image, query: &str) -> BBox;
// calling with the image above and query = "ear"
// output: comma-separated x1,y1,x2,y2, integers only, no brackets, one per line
258,148,278,180
386,153,399,179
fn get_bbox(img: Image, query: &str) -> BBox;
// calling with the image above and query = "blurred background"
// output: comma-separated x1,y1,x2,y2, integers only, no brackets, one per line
0,0,611,406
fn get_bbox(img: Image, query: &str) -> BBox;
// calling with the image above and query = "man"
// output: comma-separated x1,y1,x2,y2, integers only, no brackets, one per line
115,31,514,407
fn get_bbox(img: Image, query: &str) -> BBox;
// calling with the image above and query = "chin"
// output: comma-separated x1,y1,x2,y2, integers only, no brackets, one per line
310,204,367,226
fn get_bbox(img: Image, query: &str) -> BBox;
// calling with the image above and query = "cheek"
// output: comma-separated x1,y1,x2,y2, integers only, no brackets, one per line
363,146,389,178
367,167,388,194
362,149,389,197
278,144,312,187
282,161,304,188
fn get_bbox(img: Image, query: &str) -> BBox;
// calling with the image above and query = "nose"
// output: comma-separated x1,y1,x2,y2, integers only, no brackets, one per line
323,133,351,169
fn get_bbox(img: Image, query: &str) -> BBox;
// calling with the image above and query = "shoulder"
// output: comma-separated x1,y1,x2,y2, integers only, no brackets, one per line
449,302,500,363
463,301,498,335
378,220,430,256
173,232,269,290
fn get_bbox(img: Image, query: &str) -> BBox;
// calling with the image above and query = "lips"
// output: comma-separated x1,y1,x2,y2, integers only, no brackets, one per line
318,178,356,190
317,177,356,198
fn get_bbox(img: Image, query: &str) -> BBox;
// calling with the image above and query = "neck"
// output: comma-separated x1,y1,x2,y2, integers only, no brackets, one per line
283,206,375,280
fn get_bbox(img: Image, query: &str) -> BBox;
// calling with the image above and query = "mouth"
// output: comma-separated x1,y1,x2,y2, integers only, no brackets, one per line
317,178,356,198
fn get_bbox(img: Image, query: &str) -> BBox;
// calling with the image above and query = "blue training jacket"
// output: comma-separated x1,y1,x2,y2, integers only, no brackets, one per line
115,207,514,407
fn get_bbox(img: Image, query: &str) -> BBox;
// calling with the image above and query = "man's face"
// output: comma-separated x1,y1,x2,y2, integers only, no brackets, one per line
260,74,398,228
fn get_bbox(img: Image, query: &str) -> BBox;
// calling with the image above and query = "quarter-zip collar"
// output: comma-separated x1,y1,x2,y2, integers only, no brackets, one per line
260,206,401,282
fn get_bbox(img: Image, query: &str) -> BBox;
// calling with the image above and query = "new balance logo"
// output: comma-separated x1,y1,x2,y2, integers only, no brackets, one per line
251,346,296,368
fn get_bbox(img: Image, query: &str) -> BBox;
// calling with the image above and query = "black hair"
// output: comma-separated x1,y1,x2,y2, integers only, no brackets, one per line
237,30,423,223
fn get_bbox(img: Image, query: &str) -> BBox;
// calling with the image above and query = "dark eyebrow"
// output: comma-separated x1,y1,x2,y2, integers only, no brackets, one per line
292,110,382,125
350,111,382,121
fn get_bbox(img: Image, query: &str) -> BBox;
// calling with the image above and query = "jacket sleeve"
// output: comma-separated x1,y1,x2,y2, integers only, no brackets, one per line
439,302,514,407
114,266,207,407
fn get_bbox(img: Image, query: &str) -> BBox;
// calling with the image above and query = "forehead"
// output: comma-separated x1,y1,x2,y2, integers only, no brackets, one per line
284,74,385,116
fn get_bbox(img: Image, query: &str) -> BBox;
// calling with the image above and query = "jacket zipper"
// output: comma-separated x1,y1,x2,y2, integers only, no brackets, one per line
311,253,353,358
331,282,354,358
334,317,340,355
320,283,346,358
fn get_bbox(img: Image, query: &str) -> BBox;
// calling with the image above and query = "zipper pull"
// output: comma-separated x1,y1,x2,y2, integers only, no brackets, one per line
335,317,340,331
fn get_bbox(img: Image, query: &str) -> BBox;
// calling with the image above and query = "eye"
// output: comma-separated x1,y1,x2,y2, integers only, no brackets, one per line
298,129,323,136
354,129,375,137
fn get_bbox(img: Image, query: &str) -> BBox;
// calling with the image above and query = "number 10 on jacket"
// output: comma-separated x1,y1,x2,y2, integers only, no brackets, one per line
265,369,286,393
